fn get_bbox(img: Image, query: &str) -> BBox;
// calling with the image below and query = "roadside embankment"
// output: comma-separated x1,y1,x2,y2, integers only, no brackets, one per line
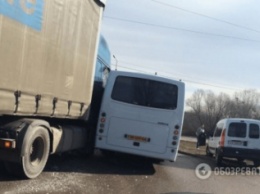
179,136,207,156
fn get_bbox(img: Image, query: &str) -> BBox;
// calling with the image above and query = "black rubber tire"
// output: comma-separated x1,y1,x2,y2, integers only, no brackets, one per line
206,146,213,157
253,160,260,167
237,158,244,164
101,149,115,157
20,126,50,179
215,149,222,166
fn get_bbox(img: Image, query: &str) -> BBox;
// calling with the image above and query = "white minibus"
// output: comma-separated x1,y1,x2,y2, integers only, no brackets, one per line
95,71,185,161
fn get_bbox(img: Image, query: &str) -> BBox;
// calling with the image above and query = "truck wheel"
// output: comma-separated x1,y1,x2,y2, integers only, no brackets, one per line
21,126,50,179
206,146,213,157
215,149,222,166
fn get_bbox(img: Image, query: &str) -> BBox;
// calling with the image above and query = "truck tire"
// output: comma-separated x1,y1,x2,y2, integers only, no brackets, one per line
22,126,50,178
4,126,50,179
7,126,50,179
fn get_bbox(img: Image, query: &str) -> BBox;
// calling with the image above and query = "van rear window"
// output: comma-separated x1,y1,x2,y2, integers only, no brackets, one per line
227,123,246,138
249,124,259,139
111,76,178,110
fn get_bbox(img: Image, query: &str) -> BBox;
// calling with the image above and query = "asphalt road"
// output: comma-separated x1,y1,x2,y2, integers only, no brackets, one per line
0,151,260,194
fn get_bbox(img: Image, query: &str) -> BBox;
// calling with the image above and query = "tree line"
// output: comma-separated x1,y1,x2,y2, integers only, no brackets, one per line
182,89,260,137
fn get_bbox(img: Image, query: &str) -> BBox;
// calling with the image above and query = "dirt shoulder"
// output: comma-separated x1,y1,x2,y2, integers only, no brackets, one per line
179,140,206,156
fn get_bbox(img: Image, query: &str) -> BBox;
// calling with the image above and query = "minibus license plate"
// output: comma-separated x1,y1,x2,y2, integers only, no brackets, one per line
126,135,149,142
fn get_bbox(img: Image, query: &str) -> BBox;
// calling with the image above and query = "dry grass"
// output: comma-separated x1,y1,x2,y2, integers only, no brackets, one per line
179,140,207,156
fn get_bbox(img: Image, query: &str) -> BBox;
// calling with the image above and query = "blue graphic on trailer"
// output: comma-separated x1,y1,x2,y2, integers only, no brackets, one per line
95,35,111,82
0,0,44,31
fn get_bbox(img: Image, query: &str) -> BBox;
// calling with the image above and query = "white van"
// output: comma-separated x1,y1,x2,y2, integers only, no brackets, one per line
95,71,185,161
207,118,260,166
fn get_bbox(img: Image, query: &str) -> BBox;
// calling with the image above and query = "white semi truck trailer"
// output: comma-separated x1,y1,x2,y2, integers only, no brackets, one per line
0,0,107,179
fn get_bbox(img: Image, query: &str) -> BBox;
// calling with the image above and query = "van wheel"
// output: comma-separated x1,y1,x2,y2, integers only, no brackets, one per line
237,158,244,164
215,149,222,166
253,160,260,167
206,146,213,157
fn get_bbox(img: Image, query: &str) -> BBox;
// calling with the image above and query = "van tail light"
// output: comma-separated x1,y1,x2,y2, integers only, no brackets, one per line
219,128,226,147
99,112,106,133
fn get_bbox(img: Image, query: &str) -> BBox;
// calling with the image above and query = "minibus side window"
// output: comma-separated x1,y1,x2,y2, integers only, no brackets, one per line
249,124,260,139
228,123,246,138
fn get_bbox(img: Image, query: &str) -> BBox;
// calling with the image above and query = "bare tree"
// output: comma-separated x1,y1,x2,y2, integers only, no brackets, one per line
184,89,260,137
215,93,231,118
185,89,235,134
233,89,260,118
186,89,204,125
203,90,216,130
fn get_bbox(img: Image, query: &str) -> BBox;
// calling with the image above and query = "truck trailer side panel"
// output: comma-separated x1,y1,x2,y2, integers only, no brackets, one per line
0,0,104,119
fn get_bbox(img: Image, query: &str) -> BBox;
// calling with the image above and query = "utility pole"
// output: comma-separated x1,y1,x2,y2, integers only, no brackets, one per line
113,55,118,71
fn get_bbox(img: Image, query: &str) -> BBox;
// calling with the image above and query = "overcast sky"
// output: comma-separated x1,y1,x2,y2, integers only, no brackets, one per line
100,0,260,99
